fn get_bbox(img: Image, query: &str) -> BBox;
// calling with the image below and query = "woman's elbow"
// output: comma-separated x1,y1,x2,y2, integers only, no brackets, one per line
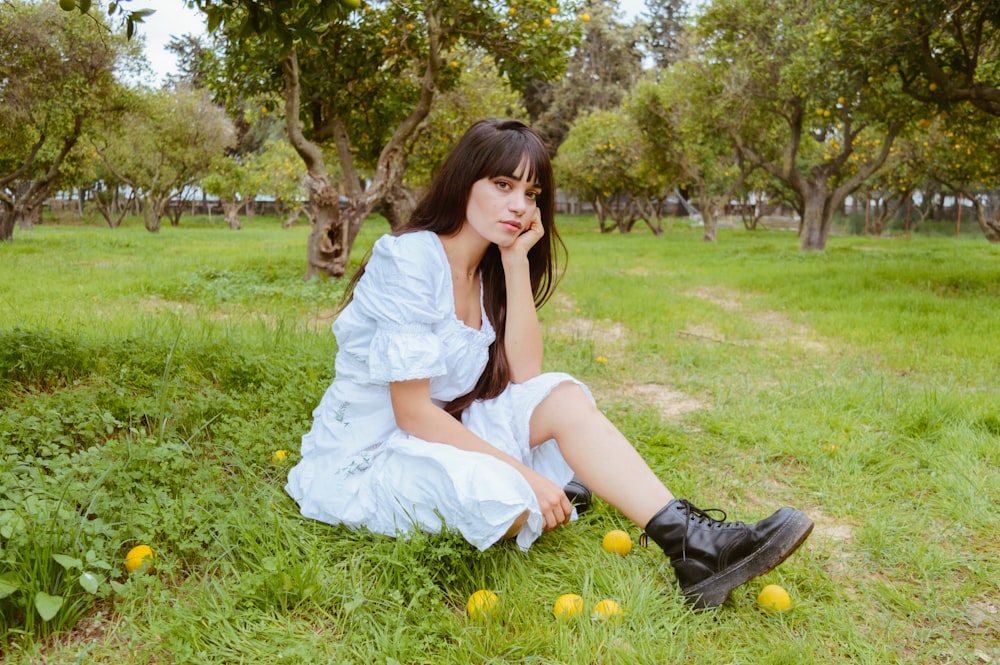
391,406,419,434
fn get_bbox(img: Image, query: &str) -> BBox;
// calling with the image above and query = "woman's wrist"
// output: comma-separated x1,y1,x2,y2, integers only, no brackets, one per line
500,251,531,271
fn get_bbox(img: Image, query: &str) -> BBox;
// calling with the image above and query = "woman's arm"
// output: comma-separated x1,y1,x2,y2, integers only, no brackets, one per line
500,212,544,383
390,378,571,530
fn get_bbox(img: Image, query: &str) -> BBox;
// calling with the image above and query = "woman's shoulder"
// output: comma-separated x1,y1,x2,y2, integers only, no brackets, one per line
372,230,444,264
364,231,447,294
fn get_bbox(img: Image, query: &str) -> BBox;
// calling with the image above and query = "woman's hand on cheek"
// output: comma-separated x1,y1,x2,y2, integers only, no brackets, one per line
502,209,544,262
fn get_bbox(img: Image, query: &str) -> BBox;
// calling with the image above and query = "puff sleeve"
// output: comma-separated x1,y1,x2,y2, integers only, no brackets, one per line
351,234,451,383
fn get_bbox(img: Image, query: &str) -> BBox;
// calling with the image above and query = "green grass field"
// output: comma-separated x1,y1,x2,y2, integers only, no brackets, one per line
2,214,998,664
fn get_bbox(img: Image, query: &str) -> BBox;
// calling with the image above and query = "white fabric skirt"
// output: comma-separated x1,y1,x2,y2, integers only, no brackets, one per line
286,372,591,550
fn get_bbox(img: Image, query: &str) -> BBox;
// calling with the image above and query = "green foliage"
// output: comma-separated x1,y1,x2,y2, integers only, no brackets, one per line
406,53,528,188
849,0,1000,117
1,0,127,240
555,108,645,201
208,0,582,173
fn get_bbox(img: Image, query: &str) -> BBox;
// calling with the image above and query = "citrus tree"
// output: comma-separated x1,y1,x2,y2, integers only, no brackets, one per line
194,0,582,279
690,0,921,250
555,108,669,234
251,139,308,228
854,0,1000,117
406,52,528,191
525,0,645,153
628,67,754,242
0,1,124,242
916,108,1000,240
89,87,236,232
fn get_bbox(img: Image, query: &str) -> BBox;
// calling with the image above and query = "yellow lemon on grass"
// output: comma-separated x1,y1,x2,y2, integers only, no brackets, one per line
553,593,584,619
467,589,498,620
592,599,623,622
125,544,156,574
757,584,792,612
601,529,632,556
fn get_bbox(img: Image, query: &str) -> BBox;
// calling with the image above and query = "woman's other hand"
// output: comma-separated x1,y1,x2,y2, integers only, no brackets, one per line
522,466,572,532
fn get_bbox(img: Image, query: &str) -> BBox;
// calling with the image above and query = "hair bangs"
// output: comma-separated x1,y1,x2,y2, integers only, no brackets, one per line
479,129,549,191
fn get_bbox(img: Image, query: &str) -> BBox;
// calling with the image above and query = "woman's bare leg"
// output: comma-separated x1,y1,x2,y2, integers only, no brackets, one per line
503,510,530,539
529,382,674,527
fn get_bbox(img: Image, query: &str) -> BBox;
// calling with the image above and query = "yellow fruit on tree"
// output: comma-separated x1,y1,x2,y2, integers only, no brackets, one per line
601,529,632,556
757,584,792,612
467,589,498,620
340,0,361,9
125,544,156,574
592,599,623,622
553,593,583,619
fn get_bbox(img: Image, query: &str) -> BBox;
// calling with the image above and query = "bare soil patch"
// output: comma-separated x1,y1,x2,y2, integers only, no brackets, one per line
685,286,828,352
619,383,708,421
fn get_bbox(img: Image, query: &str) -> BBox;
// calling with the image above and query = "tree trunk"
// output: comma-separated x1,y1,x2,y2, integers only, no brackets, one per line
15,202,40,230
0,203,14,242
303,176,349,279
701,206,718,242
381,182,418,231
634,195,664,236
969,195,1000,242
222,200,244,230
280,202,304,228
143,197,166,233
799,189,831,250
594,198,611,232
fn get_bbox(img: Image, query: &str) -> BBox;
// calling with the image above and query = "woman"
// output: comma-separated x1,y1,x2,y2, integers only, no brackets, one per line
286,118,812,608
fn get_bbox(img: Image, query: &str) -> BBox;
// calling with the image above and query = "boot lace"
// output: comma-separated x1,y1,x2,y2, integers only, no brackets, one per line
638,500,745,559
675,499,743,560
678,499,732,526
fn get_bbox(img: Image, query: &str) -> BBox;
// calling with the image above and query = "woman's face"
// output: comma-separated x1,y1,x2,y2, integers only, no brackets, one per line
464,159,542,248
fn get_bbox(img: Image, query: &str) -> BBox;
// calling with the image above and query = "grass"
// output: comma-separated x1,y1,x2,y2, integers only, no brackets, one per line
1,213,998,664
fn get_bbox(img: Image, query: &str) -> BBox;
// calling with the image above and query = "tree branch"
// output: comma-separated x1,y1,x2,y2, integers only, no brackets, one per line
282,49,326,179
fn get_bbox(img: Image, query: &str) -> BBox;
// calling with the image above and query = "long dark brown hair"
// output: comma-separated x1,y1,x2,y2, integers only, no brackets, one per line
341,118,566,417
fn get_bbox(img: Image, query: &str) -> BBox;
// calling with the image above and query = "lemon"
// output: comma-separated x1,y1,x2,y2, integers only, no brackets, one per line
601,529,632,556
59,0,76,11
553,593,584,619
125,544,156,574
592,599,623,622
467,589,498,621
757,584,792,612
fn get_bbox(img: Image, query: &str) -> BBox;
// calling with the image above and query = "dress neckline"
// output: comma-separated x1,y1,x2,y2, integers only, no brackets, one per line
429,232,492,336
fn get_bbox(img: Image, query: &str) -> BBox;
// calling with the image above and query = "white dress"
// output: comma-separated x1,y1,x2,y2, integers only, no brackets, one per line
285,231,591,550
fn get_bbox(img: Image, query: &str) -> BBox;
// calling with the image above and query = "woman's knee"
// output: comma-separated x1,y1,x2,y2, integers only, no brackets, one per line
532,381,598,441
548,381,592,408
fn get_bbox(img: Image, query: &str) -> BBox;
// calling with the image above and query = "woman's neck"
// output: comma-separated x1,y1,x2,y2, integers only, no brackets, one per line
439,228,488,280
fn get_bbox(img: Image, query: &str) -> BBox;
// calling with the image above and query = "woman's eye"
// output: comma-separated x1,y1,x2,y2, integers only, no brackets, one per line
526,190,539,200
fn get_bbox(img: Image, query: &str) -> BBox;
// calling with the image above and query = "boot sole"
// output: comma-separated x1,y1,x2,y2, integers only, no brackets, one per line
681,509,814,609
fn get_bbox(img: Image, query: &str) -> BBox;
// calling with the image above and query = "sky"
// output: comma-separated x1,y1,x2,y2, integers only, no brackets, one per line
138,0,649,86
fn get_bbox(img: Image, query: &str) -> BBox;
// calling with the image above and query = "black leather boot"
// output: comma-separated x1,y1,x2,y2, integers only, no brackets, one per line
563,476,592,515
643,499,813,609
